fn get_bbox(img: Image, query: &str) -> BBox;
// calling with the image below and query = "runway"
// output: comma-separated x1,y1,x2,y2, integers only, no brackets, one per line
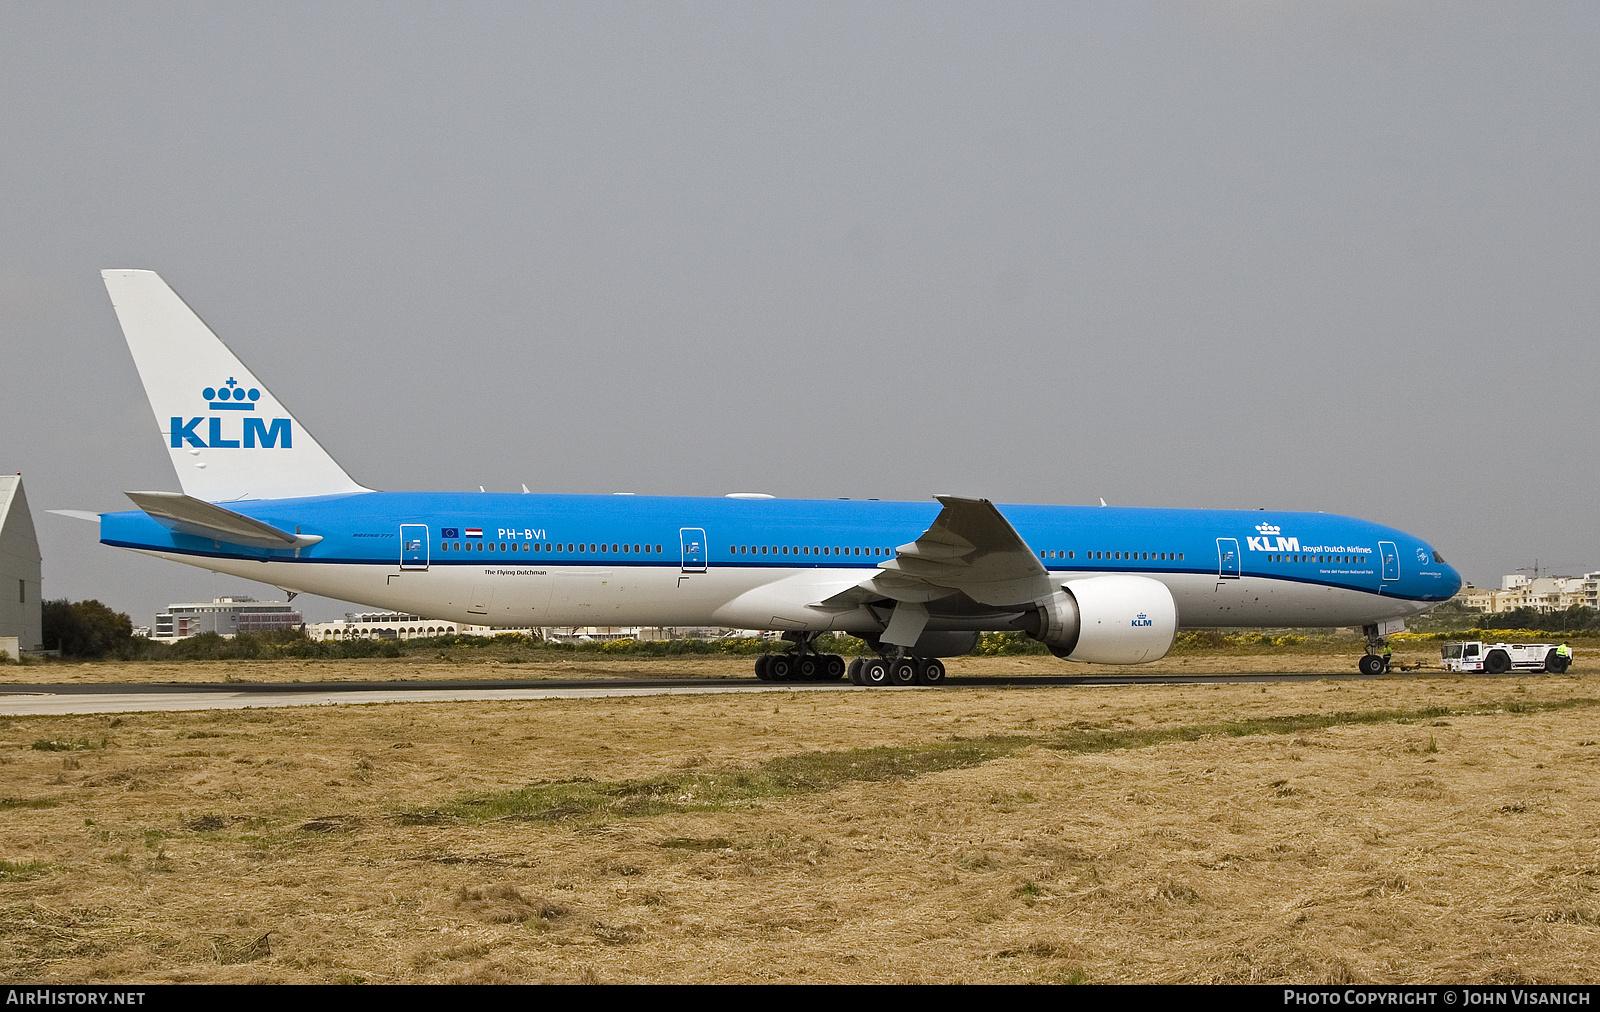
0,671,1412,716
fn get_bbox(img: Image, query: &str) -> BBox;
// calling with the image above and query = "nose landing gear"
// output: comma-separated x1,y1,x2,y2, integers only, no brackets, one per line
1358,624,1393,676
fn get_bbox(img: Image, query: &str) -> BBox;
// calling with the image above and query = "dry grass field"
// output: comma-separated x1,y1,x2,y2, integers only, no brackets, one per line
1,664,1597,984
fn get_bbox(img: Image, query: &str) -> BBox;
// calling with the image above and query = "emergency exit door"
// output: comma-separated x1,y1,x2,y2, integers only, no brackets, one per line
1217,538,1240,579
1379,541,1400,582
400,524,429,570
680,528,707,573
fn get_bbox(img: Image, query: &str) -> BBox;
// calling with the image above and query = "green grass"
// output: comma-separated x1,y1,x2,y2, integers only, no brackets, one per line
403,697,1600,827
0,798,60,810
29,737,105,752
0,861,49,882
656,837,732,851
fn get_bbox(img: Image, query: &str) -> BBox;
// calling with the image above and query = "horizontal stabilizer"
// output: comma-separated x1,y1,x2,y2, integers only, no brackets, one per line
124,491,323,549
47,510,103,523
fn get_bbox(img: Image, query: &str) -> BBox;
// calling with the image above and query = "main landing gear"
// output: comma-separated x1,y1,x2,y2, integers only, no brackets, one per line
753,651,847,682
847,653,946,687
748,633,947,686
753,632,847,682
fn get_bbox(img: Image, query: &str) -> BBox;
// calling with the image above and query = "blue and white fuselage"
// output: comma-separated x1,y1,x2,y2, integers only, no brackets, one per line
100,491,1459,634
87,270,1462,674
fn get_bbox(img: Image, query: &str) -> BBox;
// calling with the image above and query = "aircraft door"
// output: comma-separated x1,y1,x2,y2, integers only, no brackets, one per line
1379,541,1400,582
1216,538,1240,579
400,524,429,570
680,528,707,573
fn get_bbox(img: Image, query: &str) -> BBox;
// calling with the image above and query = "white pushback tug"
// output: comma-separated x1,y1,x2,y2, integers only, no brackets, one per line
1440,641,1572,675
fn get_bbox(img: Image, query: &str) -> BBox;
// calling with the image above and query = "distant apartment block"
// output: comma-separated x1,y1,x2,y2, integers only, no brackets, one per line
1454,574,1600,615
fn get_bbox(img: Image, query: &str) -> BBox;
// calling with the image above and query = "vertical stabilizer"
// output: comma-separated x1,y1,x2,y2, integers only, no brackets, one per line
101,270,370,502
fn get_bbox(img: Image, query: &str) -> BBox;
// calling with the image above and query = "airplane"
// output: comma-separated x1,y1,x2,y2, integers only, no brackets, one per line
77,270,1463,685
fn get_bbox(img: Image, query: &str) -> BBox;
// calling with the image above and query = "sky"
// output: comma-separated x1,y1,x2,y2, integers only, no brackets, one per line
1,3,1596,624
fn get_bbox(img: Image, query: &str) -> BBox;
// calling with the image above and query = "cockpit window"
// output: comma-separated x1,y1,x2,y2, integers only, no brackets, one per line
1432,550,1446,564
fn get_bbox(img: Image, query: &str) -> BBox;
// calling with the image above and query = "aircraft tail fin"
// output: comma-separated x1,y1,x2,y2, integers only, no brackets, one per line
101,270,371,502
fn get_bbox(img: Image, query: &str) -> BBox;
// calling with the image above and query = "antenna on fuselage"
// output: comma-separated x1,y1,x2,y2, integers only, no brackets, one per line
521,484,531,494
1099,498,1107,507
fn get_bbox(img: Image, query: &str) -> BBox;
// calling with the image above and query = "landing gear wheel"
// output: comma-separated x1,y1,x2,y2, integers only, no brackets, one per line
768,655,794,681
824,655,847,681
755,654,772,681
848,657,866,685
889,658,920,686
1357,654,1385,676
861,658,890,687
797,656,820,681
917,658,947,686
1484,650,1511,674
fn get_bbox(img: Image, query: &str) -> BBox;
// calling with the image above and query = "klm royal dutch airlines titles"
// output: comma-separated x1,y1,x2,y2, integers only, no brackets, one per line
83,270,1460,687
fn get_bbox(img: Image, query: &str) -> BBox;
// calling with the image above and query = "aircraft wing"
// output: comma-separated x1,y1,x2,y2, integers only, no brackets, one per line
817,495,1053,609
124,491,323,550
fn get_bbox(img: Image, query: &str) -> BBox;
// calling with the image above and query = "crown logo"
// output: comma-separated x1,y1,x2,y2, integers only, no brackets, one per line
1255,523,1281,535
203,377,260,411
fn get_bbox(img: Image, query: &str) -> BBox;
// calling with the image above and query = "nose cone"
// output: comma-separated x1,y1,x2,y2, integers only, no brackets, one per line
1439,558,1463,599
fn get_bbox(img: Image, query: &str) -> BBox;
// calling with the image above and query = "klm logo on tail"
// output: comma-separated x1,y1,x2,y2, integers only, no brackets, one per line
1245,522,1299,553
170,379,292,449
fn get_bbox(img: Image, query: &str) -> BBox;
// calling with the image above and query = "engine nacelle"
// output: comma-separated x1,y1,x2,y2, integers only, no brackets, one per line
1017,575,1178,665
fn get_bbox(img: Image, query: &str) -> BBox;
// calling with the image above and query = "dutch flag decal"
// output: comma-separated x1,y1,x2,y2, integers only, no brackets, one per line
464,528,483,538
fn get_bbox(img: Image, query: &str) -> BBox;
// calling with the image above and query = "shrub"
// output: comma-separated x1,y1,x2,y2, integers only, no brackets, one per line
970,632,1050,656
41,599,135,659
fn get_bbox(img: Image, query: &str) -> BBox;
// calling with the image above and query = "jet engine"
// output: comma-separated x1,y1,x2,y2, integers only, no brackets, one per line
1015,575,1178,664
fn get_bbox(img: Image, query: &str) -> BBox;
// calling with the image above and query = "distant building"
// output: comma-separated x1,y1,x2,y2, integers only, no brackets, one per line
0,475,43,659
542,625,755,643
151,596,302,642
308,612,477,641
304,618,749,643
